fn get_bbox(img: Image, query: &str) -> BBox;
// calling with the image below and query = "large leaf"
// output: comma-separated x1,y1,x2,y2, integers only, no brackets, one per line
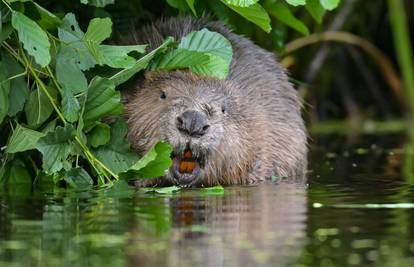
61,89,80,123
24,85,56,128
63,167,93,188
80,0,115,7
11,11,51,67
36,125,75,174
3,54,29,117
83,17,112,64
94,119,138,174
121,141,173,179
56,45,88,95
266,2,310,35
189,54,229,79
0,159,31,186
221,0,258,7
58,13,96,70
306,0,326,23
320,0,340,10
179,28,233,66
153,49,210,70
98,44,147,69
6,124,45,153
0,25,13,43
0,61,10,124
222,2,271,32
83,77,123,128
154,29,233,79
109,37,174,86
88,122,111,148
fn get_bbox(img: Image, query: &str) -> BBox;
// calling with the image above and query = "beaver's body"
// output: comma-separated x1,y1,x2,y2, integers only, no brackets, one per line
124,17,307,187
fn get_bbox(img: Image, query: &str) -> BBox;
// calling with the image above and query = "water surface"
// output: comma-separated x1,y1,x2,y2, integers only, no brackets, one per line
1,134,414,267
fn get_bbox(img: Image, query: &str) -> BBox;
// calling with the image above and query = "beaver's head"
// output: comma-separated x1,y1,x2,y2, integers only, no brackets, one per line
125,70,250,187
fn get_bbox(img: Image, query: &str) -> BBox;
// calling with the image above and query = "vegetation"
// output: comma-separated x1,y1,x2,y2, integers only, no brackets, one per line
2,0,413,188
0,0,341,188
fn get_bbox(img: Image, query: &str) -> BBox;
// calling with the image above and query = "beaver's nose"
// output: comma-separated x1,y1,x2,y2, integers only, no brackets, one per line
177,110,210,137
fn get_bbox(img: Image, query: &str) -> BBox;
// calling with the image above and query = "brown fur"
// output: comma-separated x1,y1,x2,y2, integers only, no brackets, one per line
123,17,307,187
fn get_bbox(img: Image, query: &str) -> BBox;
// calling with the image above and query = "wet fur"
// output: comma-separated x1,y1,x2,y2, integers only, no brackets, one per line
123,17,308,186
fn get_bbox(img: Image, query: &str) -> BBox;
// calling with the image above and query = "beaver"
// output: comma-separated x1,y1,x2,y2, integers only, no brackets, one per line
123,17,307,187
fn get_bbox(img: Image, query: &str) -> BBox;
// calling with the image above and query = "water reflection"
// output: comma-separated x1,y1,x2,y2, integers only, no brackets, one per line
0,182,307,267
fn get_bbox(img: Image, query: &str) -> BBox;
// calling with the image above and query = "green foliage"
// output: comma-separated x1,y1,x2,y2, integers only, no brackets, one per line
152,28,233,78
0,0,339,189
121,141,173,179
11,11,51,67
6,124,45,153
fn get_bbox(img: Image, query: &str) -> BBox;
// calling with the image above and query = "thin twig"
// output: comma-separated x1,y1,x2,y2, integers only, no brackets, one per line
283,31,405,107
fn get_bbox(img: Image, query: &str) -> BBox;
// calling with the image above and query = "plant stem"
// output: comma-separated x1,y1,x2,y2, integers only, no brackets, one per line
0,0,12,11
46,66,63,93
20,48,68,124
21,48,118,183
74,136,119,180
387,0,414,115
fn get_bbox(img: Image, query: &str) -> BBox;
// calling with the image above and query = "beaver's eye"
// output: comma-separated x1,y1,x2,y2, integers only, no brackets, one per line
160,91,166,99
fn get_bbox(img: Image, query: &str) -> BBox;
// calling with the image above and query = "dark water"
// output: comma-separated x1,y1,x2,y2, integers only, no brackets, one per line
2,134,414,267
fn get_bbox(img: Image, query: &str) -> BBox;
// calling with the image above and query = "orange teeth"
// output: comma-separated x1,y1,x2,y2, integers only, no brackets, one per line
179,160,196,173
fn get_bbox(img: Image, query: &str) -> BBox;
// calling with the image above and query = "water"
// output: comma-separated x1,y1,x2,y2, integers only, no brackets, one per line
1,134,414,267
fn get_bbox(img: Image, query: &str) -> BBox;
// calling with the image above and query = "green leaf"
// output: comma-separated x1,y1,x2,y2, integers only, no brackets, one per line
24,85,56,128
88,122,110,148
63,167,93,188
3,54,29,117
56,45,88,95
11,11,51,67
305,0,326,23
80,0,115,7
201,185,225,195
121,141,172,179
84,17,112,44
154,29,233,79
29,2,61,30
186,0,197,15
0,159,31,185
320,0,340,10
83,77,123,128
0,61,10,124
190,53,229,79
153,49,210,70
36,125,75,174
266,2,310,35
141,186,181,194
221,0,258,7
109,37,174,86
0,24,13,43
222,2,271,32
285,0,306,6
61,90,80,123
167,0,190,11
98,44,147,69
179,28,233,66
6,124,45,153
94,119,138,174
83,17,112,64
58,13,96,70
